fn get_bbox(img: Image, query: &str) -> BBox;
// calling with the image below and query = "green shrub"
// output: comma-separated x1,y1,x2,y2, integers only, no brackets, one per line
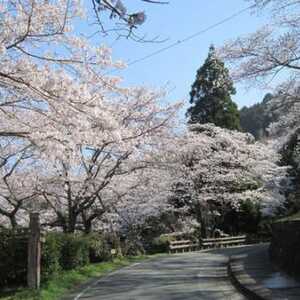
41,232,63,281
60,234,90,270
42,232,110,278
150,235,175,254
0,230,112,287
0,228,28,287
87,233,111,263
121,239,145,256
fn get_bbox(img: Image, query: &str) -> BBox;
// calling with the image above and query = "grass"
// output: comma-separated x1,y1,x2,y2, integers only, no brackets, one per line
0,255,151,300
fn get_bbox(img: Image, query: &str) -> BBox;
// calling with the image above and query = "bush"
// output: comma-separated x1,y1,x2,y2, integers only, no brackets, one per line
41,232,63,281
150,235,175,254
121,238,145,256
0,230,112,287
0,228,28,287
60,234,90,270
87,233,111,263
42,232,111,277
221,200,262,235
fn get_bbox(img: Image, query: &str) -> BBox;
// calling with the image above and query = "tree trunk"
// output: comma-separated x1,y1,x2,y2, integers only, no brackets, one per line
83,219,92,234
10,214,18,230
194,203,207,238
66,210,77,233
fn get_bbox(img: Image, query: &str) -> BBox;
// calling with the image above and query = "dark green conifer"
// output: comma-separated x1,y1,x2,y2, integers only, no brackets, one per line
187,45,240,130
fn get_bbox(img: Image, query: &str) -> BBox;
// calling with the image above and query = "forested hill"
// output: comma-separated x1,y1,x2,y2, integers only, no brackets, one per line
239,93,277,139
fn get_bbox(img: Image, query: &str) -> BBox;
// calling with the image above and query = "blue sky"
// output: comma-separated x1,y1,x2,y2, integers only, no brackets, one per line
96,0,271,115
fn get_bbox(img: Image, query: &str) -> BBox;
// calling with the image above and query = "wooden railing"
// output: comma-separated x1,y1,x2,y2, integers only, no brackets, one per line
200,235,247,249
169,240,199,254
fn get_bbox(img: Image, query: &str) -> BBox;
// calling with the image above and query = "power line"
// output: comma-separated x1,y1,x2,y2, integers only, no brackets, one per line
126,4,254,67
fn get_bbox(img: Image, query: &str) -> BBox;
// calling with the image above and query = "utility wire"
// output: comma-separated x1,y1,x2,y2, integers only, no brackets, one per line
126,4,254,67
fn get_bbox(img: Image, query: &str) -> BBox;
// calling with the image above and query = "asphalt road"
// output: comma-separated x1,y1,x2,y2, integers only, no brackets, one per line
70,247,253,300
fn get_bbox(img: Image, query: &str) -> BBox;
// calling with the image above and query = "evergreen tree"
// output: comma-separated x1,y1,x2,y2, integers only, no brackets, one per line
187,45,240,130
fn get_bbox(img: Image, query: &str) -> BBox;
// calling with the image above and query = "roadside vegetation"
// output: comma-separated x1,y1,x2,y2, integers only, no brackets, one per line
0,256,150,300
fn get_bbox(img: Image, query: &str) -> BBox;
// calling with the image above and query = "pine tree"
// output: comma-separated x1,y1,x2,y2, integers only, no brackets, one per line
187,45,240,130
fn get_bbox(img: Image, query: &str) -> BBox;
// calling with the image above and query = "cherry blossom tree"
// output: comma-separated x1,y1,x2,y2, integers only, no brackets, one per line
92,166,174,252
32,85,179,233
219,1,300,85
0,0,180,232
0,138,39,228
161,124,289,236
265,81,300,139
219,0,300,149
0,0,179,154
0,0,289,239
0,1,111,146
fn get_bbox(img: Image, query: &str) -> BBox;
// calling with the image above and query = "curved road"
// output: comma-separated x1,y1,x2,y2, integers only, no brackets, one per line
70,247,255,300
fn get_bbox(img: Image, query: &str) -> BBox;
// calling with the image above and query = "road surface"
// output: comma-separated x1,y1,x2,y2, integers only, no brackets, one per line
70,247,252,300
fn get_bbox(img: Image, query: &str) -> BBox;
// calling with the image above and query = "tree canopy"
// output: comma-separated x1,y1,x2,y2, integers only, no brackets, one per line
187,46,240,130
0,0,293,242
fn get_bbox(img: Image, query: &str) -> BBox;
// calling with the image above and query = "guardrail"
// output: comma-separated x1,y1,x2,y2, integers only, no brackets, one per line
169,240,199,254
200,235,247,249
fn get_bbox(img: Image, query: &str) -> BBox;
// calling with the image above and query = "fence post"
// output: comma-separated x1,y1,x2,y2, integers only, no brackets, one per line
27,212,41,289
